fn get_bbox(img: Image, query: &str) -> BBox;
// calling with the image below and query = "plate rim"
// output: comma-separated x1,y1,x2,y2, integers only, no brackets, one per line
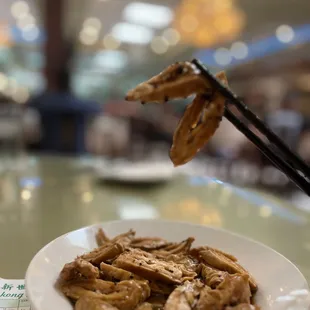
25,219,309,308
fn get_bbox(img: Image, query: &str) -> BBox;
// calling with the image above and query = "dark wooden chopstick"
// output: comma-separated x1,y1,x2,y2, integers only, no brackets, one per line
191,58,310,195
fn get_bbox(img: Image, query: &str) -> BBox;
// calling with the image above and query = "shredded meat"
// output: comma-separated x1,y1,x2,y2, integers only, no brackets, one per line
62,282,110,300
60,259,100,282
113,248,197,284
191,247,257,292
196,274,251,310
164,287,191,310
148,281,175,295
201,264,229,288
100,262,136,281
58,228,259,310
96,228,111,246
102,280,150,310
217,274,252,305
135,303,154,310
110,229,136,245
131,237,171,251
62,279,117,299
146,295,167,309
156,254,200,274
164,280,203,310
80,230,135,266
151,238,194,256
192,246,238,262
75,297,119,310
226,304,259,310
81,243,124,265
63,280,150,310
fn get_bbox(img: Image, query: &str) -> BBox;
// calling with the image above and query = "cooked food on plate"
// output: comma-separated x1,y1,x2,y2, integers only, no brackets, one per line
125,61,228,166
58,228,259,310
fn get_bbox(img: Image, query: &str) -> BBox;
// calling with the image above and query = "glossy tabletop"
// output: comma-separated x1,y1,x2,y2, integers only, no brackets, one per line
0,156,309,283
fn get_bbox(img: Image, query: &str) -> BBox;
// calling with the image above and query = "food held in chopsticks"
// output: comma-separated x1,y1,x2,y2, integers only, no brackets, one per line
57,228,259,310
125,61,228,166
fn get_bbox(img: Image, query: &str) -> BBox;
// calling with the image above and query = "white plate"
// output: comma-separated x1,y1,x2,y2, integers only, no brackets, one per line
25,220,309,310
96,160,176,183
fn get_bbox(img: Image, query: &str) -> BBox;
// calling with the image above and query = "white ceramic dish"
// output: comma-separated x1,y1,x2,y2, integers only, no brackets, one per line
96,160,176,183
25,220,309,310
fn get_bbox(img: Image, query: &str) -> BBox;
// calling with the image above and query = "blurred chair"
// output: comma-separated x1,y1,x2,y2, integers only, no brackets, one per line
86,115,129,158
264,94,304,151
22,107,42,146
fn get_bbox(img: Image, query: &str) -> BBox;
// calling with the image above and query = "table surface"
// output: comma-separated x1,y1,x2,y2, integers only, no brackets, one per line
0,155,309,284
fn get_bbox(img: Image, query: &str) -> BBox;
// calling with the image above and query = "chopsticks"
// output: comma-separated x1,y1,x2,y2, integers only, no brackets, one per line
191,58,310,196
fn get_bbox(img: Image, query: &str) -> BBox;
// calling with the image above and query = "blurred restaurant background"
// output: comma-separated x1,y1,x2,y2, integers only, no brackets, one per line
1,0,310,209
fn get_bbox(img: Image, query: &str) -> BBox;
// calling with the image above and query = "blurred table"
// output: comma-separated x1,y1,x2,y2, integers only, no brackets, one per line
0,155,309,284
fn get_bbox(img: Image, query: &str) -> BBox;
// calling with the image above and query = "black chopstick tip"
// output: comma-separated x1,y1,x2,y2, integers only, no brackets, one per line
191,58,201,65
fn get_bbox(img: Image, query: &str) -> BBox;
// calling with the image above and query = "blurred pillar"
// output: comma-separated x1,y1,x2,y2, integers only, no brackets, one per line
43,0,66,91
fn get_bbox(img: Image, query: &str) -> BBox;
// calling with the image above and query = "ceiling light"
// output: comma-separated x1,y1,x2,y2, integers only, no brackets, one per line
123,2,174,29
150,36,169,54
21,189,31,200
11,1,29,19
83,17,101,30
93,50,128,72
214,48,232,66
180,15,198,33
214,0,233,10
13,86,29,103
112,23,154,45
230,41,248,59
103,34,121,50
22,27,40,42
22,24,37,32
82,25,99,37
79,30,98,45
162,28,180,46
276,25,294,43
17,15,36,29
